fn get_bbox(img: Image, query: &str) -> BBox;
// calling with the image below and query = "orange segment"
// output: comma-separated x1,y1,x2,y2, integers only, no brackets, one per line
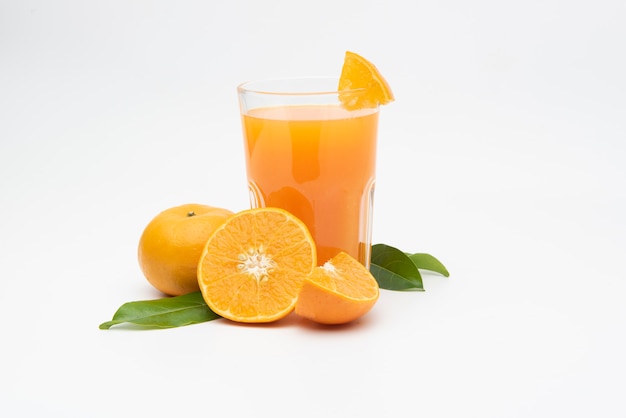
338,51,395,110
197,207,316,323
295,252,380,325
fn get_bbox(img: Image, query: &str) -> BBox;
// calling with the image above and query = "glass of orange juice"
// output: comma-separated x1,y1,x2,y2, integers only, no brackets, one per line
237,77,379,268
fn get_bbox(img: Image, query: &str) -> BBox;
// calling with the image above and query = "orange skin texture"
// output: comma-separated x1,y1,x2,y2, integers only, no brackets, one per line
296,279,378,325
138,204,234,296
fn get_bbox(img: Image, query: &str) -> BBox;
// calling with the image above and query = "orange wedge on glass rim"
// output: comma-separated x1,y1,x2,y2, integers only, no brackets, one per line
197,207,316,323
295,252,380,325
338,50,395,110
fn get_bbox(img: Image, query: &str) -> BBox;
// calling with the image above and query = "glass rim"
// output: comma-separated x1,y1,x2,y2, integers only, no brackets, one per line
237,76,366,96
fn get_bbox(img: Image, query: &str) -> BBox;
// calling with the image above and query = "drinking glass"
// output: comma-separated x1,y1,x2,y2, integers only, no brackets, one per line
237,77,379,268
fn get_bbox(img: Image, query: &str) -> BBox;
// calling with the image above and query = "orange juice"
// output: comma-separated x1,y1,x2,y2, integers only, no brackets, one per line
242,104,378,266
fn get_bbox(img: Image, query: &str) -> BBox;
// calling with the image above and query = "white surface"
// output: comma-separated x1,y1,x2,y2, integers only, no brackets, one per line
1,1,625,417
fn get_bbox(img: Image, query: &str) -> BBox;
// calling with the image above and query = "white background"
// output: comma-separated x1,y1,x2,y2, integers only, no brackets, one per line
1,0,625,417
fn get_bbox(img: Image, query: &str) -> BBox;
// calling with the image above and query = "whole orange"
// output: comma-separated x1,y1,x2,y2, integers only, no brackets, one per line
138,203,234,296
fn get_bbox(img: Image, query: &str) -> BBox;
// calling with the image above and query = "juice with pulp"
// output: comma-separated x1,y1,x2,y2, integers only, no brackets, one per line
242,104,378,266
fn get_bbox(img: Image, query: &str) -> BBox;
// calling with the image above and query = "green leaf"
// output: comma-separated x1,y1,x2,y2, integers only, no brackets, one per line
370,243,424,291
407,253,450,277
100,245,450,330
99,291,220,330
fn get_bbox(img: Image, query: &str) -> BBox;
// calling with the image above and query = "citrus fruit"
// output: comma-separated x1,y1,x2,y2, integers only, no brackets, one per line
197,207,317,323
138,204,234,296
295,251,380,325
338,50,395,110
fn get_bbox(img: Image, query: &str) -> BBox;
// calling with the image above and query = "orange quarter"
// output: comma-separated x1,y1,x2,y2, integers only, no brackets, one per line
295,251,380,325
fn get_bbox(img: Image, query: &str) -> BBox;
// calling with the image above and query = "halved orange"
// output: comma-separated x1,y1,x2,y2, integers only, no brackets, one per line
197,207,316,323
338,51,395,110
295,252,380,325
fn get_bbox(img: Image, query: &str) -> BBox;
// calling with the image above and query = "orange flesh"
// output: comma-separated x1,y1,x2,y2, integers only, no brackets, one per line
197,208,316,323
339,51,395,109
